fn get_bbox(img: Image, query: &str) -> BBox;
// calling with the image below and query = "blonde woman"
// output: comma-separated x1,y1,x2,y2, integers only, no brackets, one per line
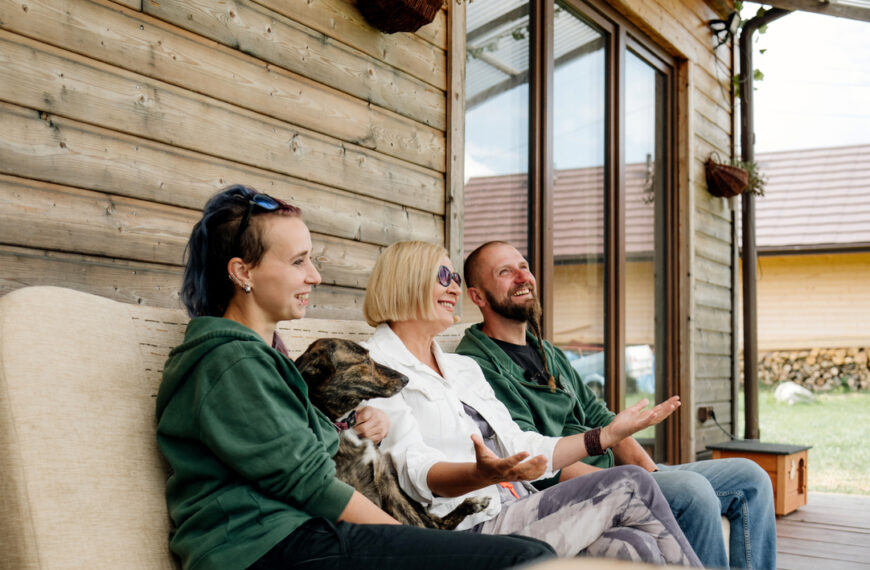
362,241,702,565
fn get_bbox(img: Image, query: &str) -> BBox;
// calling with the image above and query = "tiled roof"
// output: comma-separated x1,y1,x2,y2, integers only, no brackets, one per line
753,144,870,252
463,144,870,258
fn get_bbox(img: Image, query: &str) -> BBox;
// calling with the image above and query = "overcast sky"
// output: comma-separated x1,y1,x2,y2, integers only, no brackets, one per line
742,3,870,153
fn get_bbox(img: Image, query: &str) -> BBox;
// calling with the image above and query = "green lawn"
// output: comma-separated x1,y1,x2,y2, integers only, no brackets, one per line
739,388,870,495
625,387,869,494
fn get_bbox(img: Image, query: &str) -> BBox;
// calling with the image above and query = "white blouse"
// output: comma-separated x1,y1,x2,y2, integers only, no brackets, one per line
362,323,560,530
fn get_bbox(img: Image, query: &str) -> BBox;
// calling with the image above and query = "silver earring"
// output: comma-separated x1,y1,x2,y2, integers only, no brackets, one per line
244,283,252,294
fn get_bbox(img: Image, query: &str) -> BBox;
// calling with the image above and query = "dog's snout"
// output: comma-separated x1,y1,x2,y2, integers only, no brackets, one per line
376,363,407,383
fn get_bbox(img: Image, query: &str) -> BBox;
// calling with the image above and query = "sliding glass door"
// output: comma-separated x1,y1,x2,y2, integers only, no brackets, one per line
463,0,677,460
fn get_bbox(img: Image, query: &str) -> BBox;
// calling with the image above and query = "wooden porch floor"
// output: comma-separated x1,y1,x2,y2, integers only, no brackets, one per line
776,492,870,569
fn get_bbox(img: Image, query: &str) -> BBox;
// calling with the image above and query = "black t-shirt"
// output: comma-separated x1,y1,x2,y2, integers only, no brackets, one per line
490,337,550,386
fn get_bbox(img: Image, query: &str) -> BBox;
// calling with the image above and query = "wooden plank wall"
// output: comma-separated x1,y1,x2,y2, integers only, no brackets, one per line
609,0,738,459
0,0,455,319
740,252,870,350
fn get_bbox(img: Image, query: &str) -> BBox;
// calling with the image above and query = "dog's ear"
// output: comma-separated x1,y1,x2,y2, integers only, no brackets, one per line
340,339,368,356
295,341,327,383
294,355,319,382
296,339,343,386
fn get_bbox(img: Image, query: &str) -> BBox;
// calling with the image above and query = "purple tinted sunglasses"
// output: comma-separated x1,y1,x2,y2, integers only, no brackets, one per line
437,265,462,288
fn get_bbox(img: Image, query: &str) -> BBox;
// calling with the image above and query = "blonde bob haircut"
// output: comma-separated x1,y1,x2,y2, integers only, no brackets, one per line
364,240,449,327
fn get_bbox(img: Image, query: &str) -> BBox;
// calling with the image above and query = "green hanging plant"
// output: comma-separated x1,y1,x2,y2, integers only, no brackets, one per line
731,159,767,197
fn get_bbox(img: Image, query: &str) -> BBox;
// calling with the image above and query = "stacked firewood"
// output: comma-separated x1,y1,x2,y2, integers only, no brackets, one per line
742,348,870,391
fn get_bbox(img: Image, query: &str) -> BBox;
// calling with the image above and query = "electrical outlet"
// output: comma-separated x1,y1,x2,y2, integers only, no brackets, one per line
697,406,714,423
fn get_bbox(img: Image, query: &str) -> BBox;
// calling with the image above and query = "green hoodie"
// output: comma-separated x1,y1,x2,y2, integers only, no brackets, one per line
155,317,354,570
456,323,616,470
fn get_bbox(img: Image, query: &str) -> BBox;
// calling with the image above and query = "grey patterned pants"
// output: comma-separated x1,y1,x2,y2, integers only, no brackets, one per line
472,465,702,566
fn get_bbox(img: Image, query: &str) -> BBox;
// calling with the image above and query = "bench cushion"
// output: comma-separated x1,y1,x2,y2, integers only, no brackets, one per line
0,286,177,569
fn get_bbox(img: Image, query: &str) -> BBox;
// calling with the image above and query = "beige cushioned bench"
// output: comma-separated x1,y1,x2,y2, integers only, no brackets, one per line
0,286,719,569
0,286,472,569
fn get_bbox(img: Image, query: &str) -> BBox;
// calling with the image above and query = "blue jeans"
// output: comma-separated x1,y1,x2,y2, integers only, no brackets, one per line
653,458,776,569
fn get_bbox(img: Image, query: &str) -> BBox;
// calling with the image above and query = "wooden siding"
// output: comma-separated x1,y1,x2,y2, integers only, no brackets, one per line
739,252,870,350
0,0,454,318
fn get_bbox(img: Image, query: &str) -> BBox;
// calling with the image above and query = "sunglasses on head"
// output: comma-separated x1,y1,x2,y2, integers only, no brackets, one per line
232,193,282,253
437,265,462,288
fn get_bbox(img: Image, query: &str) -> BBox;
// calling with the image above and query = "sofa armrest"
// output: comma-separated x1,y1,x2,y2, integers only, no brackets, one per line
0,287,178,569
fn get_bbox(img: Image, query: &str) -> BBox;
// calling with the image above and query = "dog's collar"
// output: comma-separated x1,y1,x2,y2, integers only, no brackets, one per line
333,409,357,432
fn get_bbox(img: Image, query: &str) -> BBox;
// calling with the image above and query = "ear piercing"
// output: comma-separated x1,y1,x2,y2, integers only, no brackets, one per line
228,274,252,294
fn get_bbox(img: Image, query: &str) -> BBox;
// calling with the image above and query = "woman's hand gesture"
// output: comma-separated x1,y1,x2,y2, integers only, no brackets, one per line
601,396,681,450
470,434,547,485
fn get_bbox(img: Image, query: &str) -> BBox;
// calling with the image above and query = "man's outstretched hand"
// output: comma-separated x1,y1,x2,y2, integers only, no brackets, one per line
601,396,681,449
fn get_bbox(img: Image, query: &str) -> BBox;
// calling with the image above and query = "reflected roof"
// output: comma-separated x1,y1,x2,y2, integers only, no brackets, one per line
463,161,655,260
466,1,603,109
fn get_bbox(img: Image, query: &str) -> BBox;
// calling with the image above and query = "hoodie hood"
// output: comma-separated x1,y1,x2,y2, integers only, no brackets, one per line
156,317,266,418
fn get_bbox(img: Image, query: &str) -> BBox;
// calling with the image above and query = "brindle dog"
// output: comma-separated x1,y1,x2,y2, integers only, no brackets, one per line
295,338,490,529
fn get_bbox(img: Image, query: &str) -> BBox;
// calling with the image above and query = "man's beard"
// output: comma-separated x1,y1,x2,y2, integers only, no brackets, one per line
484,286,542,325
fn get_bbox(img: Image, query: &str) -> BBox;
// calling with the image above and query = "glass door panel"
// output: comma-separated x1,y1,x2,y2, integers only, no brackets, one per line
551,2,607,400
624,49,666,442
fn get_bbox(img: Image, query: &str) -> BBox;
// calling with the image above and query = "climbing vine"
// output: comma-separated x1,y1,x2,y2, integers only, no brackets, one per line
732,2,771,98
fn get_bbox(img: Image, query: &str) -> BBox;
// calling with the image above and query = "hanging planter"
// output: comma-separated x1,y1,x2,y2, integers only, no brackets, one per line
705,153,767,198
705,153,749,198
357,0,444,34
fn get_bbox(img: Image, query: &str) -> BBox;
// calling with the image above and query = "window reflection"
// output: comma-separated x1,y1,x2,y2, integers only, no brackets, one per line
551,5,607,400
624,50,665,439
463,0,531,320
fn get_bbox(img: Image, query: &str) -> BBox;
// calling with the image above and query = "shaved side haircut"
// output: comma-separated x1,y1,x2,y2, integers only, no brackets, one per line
463,241,509,289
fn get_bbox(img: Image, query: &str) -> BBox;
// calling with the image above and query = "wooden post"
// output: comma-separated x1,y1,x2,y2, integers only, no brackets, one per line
446,0,467,294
